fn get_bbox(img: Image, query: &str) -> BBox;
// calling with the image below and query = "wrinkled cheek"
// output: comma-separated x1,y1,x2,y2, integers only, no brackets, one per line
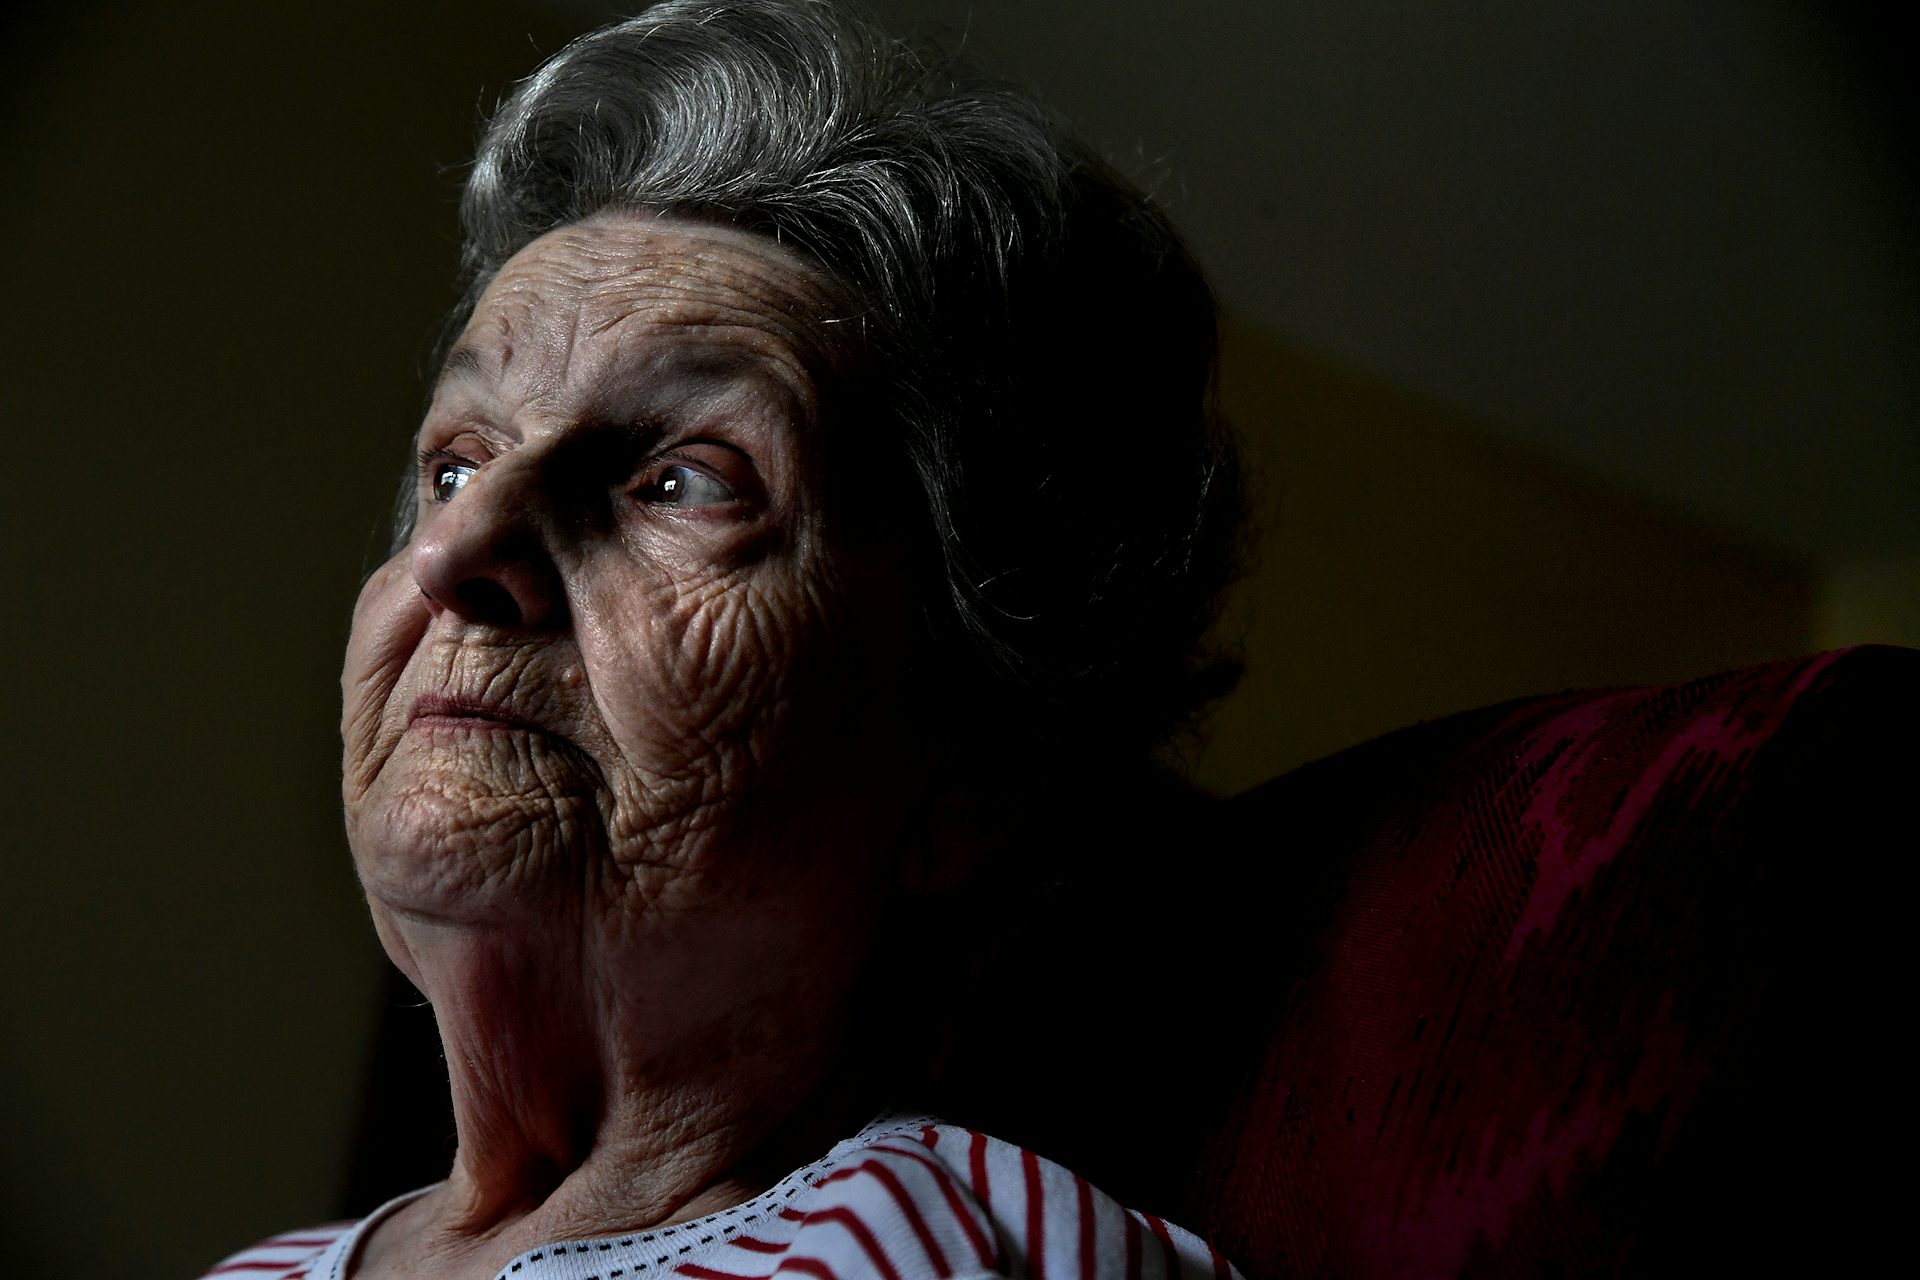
341,554,430,797
587,579,820,860
684,584,805,735
598,578,802,765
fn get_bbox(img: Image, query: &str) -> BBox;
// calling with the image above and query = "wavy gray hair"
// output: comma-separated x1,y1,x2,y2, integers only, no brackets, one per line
416,0,1243,774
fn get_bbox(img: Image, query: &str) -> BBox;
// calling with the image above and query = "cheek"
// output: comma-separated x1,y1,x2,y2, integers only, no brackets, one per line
577,548,919,870
340,552,430,797
584,566,812,782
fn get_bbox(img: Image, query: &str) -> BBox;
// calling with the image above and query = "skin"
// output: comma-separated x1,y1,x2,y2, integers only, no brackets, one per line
339,212,939,1279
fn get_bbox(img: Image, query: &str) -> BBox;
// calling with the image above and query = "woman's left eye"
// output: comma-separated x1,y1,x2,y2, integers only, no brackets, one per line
639,463,735,507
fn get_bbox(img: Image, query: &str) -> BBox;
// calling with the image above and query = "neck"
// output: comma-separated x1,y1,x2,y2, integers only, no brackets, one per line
376,904,872,1248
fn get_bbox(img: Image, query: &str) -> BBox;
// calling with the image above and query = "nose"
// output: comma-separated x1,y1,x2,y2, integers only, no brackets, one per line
410,461,568,630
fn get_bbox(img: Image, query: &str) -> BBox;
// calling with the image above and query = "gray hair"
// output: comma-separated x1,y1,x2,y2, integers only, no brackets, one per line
426,0,1243,774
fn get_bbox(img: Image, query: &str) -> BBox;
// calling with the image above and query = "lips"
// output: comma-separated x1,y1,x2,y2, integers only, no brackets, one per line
409,693,544,733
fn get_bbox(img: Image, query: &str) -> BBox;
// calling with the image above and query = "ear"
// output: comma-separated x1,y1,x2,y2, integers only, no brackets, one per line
899,781,998,896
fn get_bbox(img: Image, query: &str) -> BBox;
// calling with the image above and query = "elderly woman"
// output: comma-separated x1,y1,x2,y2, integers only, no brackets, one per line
206,1,1242,1276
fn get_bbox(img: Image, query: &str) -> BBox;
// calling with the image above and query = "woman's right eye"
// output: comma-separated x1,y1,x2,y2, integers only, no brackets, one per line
423,452,477,503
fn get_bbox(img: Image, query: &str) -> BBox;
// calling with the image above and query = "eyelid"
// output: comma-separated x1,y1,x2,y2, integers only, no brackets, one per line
418,445,481,483
418,444,479,471
639,439,759,505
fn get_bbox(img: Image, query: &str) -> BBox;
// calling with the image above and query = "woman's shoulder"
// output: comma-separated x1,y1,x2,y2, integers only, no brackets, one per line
198,1187,429,1280
779,1114,1240,1279
198,1222,356,1279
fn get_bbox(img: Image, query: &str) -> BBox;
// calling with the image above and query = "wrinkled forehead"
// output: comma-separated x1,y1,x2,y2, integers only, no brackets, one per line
445,212,853,398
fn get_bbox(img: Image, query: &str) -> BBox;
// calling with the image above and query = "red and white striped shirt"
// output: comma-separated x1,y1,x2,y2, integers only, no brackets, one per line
200,1115,1240,1280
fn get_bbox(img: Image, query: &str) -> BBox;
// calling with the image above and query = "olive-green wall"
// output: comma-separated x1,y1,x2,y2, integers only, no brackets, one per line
0,4,1840,1276
1191,326,1815,795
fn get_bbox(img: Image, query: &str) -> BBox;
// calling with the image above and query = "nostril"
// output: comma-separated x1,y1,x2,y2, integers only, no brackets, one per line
453,578,523,627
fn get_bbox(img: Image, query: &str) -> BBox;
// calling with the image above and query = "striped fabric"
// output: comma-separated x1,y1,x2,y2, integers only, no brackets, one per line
201,1226,353,1279
202,1115,1241,1280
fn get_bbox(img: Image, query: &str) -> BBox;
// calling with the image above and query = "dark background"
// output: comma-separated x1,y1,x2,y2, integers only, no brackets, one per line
2,2,1911,1275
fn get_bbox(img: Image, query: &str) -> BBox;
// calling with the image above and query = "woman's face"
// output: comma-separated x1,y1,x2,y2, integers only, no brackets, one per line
342,213,924,965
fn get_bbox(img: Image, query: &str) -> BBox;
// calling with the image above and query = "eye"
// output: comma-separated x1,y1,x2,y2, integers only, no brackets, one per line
637,462,735,507
432,462,476,502
420,449,477,503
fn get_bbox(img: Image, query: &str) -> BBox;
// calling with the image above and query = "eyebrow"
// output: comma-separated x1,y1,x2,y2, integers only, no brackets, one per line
436,344,486,386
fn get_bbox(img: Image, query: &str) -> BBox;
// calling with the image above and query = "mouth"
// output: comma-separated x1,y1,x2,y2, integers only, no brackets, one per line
408,693,545,734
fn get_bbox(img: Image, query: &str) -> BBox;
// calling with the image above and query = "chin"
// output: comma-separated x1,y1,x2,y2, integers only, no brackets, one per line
347,756,606,924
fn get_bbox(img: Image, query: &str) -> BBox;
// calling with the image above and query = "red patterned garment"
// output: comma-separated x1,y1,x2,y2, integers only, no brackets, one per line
202,1115,1242,1280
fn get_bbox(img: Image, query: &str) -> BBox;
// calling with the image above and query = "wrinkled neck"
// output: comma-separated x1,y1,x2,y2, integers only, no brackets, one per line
374,902,872,1245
